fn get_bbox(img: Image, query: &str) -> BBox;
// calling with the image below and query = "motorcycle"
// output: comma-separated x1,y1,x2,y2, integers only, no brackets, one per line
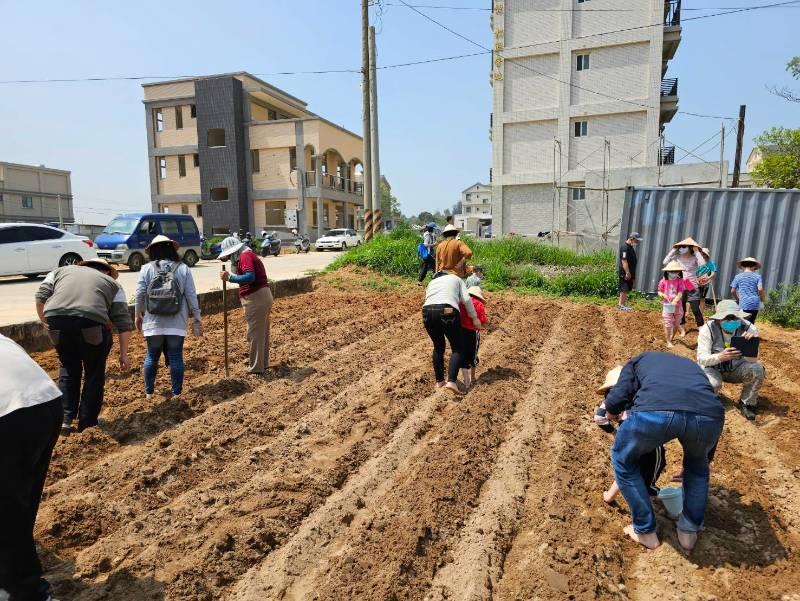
260,231,282,257
292,229,311,254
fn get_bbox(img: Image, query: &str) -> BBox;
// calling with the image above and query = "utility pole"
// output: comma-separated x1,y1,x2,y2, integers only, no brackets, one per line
368,25,382,236
361,0,373,241
719,123,725,188
732,104,746,188
57,193,63,228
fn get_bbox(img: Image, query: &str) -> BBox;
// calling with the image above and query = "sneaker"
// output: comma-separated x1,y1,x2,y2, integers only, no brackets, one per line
145,393,154,400
61,422,73,435
617,304,633,311
740,403,756,421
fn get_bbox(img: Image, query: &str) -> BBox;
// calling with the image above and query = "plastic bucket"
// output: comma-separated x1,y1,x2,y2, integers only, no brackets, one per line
658,486,683,517
663,303,676,314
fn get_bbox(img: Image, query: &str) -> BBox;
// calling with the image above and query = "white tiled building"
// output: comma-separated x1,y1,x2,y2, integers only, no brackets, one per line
491,0,682,239
454,182,492,237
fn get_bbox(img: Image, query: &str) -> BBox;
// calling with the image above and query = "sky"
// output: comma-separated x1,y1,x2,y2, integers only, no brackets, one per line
0,1,797,225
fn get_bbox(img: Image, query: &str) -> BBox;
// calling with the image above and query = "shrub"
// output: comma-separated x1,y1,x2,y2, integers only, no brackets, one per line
516,266,547,289
762,283,800,329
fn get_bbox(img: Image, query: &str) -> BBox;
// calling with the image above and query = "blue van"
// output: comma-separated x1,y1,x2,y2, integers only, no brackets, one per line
95,213,202,272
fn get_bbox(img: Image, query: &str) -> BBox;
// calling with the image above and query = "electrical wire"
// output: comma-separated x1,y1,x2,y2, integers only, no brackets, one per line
384,1,800,10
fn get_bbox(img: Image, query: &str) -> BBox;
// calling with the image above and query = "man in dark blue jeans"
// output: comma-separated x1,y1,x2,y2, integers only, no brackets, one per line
605,352,724,552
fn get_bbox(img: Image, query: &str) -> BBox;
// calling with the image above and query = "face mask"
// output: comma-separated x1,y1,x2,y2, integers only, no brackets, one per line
667,273,680,280
721,320,740,333
678,246,689,255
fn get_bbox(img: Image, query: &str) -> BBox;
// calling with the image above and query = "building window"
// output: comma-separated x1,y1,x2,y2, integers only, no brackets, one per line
572,185,586,201
155,108,164,132
312,202,318,226
176,105,183,129
265,201,286,226
289,147,297,171
181,204,189,214
576,54,590,71
210,187,228,201
178,155,186,177
574,121,588,137
158,157,167,180
268,109,277,121
22,196,33,209
577,0,589,3
196,204,203,217
251,149,260,173
193,153,200,167
190,104,196,118
207,128,226,147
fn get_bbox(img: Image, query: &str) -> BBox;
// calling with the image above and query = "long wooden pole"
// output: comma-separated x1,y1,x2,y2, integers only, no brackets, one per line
222,265,230,378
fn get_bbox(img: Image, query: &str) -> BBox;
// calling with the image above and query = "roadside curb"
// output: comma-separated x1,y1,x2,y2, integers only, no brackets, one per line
1,275,314,353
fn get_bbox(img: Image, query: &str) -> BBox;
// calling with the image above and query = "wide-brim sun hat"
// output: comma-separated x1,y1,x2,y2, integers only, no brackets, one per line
79,258,119,280
218,236,246,260
145,234,179,252
701,247,711,256
672,237,701,249
467,286,485,302
664,260,684,272
442,224,460,236
737,256,762,269
596,366,623,395
710,299,750,321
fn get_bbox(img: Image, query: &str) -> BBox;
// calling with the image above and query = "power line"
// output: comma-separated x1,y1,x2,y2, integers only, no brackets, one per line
384,2,800,10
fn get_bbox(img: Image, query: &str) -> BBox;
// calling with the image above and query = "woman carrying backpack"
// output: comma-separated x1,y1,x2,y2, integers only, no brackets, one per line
135,235,202,401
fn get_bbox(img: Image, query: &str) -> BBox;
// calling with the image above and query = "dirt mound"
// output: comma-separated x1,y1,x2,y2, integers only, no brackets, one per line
32,274,800,600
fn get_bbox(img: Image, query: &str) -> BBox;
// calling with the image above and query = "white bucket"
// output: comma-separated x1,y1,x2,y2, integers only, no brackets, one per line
663,303,676,314
658,486,683,517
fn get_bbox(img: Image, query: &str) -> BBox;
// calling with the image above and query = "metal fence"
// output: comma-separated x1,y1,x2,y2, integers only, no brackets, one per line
620,187,800,295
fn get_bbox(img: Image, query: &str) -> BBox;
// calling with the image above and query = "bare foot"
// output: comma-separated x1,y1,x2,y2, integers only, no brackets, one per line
677,529,698,553
678,329,687,338
603,490,617,505
623,525,660,549
445,381,465,396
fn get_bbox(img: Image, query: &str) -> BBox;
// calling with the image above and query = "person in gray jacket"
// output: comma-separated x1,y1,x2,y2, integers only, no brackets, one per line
35,258,133,433
135,235,202,401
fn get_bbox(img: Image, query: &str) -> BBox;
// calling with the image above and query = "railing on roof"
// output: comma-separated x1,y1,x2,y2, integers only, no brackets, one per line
659,146,675,166
664,0,681,27
661,77,678,97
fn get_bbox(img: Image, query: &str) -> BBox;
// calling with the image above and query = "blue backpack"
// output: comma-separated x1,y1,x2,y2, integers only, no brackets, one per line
418,242,433,261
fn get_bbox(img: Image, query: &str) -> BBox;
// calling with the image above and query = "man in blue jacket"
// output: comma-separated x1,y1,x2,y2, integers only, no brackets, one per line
604,352,724,552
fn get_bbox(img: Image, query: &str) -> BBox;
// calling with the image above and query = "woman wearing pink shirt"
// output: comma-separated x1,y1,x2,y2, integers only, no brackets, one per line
658,261,695,347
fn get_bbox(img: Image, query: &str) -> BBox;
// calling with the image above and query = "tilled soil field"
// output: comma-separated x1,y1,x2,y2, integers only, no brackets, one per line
32,274,800,601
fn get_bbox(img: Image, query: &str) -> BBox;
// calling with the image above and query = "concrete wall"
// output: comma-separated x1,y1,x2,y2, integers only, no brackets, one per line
0,162,73,223
143,80,196,102
154,104,198,148
158,154,201,195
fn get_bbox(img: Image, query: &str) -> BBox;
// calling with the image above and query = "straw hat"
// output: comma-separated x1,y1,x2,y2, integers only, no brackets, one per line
672,237,701,249
79,257,119,280
710,299,750,321
442,224,460,236
467,286,485,302
737,256,762,269
664,260,684,272
218,236,246,260
596,366,623,395
145,234,180,252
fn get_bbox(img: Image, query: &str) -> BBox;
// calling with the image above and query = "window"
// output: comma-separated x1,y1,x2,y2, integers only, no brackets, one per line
265,201,286,226
571,186,586,201
20,226,63,241
190,104,196,118
155,108,164,132
158,157,167,179
181,204,189,214
207,128,226,147
139,220,157,235
160,219,180,236
180,220,199,235
312,203,318,226
289,147,297,171
576,54,590,71
22,196,33,209
577,0,589,3
193,153,200,168
178,155,186,177
251,149,260,173
0,227,22,244
210,187,228,201
196,204,203,217
176,105,183,129
268,109,277,121
162,205,170,213
574,121,588,137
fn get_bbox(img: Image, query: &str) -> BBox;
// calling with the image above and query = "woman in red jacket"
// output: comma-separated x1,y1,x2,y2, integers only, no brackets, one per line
460,286,488,389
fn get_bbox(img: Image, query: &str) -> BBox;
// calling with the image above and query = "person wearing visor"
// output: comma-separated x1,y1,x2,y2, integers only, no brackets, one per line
697,299,765,421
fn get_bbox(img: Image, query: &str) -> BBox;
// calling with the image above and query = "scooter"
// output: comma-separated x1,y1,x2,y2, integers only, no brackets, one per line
260,231,282,257
292,229,311,254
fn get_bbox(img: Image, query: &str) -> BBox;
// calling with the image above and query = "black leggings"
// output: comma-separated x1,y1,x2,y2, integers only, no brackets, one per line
418,256,435,283
681,291,705,327
422,305,464,383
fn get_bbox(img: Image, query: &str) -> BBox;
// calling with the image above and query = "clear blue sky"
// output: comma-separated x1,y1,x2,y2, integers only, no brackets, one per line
0,1,796,224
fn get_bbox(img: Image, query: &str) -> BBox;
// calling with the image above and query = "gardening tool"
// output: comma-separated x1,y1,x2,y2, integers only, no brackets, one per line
222,265,230,378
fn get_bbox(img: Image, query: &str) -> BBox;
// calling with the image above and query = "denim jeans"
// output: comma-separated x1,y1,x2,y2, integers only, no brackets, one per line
144,335,185,395
611,410,723,534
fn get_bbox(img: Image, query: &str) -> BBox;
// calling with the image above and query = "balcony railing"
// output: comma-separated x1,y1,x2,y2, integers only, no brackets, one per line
304,171,363,196
664,0,681,27
659,146,675,166
661,77,678,97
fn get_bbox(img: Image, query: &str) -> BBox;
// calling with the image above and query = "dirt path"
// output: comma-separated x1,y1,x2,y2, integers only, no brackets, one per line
31,275,800,600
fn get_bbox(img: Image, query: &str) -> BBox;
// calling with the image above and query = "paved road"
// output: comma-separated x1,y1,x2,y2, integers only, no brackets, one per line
0,251,342,326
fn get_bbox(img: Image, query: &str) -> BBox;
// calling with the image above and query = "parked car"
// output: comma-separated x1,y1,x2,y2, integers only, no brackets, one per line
0,223,97,279
314,228,362,251
94,213,202,271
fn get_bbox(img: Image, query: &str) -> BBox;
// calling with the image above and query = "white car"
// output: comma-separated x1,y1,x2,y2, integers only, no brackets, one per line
315,228,362,251
0,223,98,279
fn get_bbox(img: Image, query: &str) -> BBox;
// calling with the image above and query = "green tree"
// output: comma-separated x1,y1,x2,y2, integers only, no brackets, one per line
768,56,800,103
379,180,401,217
751,127,800,189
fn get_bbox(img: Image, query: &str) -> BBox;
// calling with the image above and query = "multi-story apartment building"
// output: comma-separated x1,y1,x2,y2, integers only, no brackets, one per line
454,182,492,237
0,161,74,225
491,0,682,239
143,72,364,239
